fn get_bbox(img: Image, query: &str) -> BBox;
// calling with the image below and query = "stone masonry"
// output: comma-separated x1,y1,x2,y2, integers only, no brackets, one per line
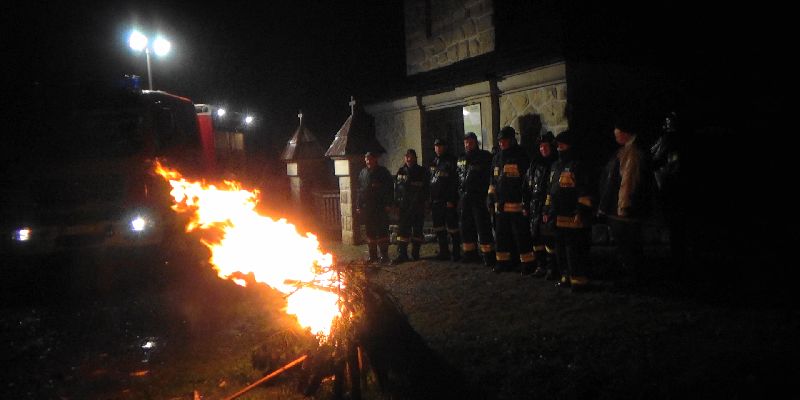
405,0,495,75
499,82,569,137
366,63,568,168
333,157,363,245
374,108,423,174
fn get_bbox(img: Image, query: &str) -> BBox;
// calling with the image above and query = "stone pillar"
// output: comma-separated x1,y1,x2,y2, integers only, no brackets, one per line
489,78,501,146
285,158,326,216
286,161,301,204
332,155,364,245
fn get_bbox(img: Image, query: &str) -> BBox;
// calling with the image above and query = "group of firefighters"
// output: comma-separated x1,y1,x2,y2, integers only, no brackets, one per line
356,116,678,292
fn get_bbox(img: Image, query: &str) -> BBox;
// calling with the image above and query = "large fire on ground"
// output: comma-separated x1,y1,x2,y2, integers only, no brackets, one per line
154,161,341,338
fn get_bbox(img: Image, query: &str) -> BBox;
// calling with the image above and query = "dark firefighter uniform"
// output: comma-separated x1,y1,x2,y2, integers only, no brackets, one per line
393,149,430,264
357,152,394,263
458,132,495,266
650,112,685,276
429,139,461,261
545,130,592,290
489,127,534,273
526,132,558,278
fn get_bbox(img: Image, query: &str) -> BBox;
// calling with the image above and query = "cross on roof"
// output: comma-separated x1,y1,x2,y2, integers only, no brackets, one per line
349,96,356,115
298,110,303,124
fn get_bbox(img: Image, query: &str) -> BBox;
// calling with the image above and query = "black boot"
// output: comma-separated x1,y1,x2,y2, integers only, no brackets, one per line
520,262,536,276
392,243,410,265
531,251,548,277
556,274,571,288
435,232,450,260
482,251,496,268
379,243,390,265
450,233,461,261
544,268,558,281
411,242,421,261
461,251,480,263
493,256,511,273
367,243,378,264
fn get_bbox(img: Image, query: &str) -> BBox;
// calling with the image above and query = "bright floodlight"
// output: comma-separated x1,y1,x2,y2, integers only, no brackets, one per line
153,37,171,56
217,108,226,117
129,30,148,51
245,115,254,124
131,216,147,232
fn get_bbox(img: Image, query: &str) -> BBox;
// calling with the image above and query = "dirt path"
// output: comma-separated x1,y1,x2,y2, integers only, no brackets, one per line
329,242,799,399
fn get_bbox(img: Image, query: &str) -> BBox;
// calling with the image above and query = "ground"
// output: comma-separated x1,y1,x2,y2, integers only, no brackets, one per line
1,239,797,399
330,242,798,399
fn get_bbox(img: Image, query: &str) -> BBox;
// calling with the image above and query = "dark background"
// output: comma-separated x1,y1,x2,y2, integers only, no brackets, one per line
3,1,792,267
4,1,788,155
4,0,406,157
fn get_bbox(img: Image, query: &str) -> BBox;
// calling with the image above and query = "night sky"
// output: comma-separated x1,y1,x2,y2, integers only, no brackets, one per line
5,1,789,161
7,1,406,156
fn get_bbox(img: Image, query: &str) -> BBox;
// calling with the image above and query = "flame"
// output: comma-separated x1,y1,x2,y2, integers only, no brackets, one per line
154,161,340,337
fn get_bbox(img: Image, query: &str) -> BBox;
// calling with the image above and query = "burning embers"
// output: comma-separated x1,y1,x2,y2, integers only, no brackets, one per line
154,161,340,338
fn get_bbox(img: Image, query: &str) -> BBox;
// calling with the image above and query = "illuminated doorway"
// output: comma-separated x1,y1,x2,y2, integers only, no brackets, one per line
423,104,485,161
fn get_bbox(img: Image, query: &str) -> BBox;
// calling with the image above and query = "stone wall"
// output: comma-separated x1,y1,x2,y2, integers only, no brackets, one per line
499,82,569,138
372,100,423,173
405,0,495,75
367,63,567,174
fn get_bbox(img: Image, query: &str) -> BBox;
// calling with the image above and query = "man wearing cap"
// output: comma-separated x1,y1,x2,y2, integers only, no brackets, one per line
598,119,653,282
489,126,533,273
392,149,430,264
457,132,495,266
357,151,394,264
429,138,461,261
526,131,559,278
544,130,593,291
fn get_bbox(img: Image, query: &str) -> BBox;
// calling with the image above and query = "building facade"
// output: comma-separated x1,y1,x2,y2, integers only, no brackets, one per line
366,0,568,172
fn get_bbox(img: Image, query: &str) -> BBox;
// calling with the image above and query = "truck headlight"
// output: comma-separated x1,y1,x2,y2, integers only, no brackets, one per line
130,216,148,232
13,227,32,241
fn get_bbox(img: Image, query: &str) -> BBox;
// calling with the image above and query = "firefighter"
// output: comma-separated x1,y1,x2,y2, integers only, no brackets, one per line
544,130,593,291
392,149,430,264
489,126,534,274
650,111,685,277
357,151,394,264
458,132,495,266
429,138,461,261
526,131,558,279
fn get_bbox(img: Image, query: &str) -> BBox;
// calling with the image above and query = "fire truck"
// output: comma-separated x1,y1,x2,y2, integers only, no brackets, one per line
195,103,246,172
1,78,216,255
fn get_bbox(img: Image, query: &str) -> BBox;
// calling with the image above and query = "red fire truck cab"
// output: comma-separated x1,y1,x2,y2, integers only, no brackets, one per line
2,81,215,255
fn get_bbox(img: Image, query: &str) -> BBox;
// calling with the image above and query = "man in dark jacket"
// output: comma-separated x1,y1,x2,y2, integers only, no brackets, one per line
429,138,461,261
489,126,534,274
393,149,430,264
458,132,495,266
545,130,592,291
526,131,558,278
599,120,653,281
357,151,394,264
651,112,684,276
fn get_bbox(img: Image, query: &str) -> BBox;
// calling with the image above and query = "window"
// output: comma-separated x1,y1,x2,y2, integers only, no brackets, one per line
462,104,483,147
